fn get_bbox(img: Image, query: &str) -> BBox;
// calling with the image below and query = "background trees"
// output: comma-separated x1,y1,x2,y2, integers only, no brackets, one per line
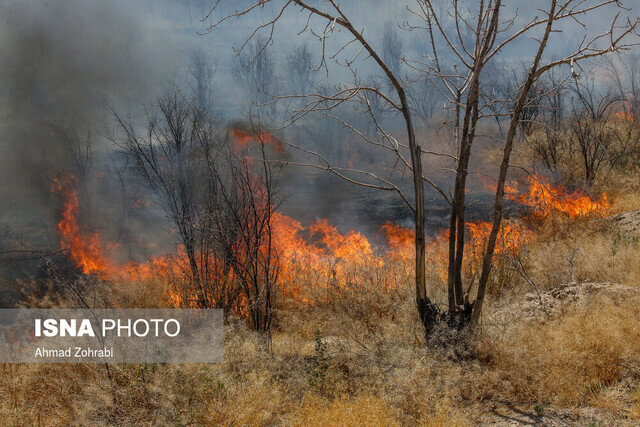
523,71,640,188
286,44,316,96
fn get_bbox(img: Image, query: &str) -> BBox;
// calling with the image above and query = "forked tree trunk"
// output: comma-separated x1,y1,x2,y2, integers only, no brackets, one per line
446,0,501,324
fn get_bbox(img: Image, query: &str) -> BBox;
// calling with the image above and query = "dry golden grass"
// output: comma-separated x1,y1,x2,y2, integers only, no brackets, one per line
3,286,640,424
479,296,640,407
524,222,640,289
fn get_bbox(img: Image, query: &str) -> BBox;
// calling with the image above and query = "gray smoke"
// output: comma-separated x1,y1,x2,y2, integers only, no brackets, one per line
0,0,181,235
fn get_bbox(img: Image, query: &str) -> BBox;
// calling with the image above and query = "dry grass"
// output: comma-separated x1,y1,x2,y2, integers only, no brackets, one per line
479,296,640,407
3,285,640,424
523,221,640,290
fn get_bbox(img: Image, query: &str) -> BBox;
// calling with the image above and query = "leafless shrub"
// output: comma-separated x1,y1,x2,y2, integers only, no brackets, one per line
111,91,280,334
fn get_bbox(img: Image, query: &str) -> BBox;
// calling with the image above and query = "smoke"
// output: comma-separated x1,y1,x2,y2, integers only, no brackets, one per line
0,0,181,235
0,0,626,255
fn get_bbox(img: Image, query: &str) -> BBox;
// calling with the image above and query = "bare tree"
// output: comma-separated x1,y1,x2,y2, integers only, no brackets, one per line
234,35,277,110
111,90,281,334
205,135,281,337
113,91,208,283
286,44,316,96
205,1,639,337
524,70,570,178
111,90,232,309
568,74,640,186
407,75,441,131
59,126,94,185
382,22,404,79
604,46,640,123
407,0,638,328
55,125,95,219
189,47,215,110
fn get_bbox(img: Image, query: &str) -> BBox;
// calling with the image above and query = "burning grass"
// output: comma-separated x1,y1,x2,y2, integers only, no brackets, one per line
48,169,614,307
508,175,610,219
11,170,637,424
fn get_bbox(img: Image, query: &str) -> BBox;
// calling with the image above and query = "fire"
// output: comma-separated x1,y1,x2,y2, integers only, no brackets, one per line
310,219,373,262
381,222,414,260
50,172,114,278
612,110,634,122
509,175,609,218
485,174,609,219
231,128,285,153
466,220,533,257
50,172,187,286
611,100,636,122
272,213,375,265
49,168,609,307
49,172,387,305
381,219,532,283
272,213,383,301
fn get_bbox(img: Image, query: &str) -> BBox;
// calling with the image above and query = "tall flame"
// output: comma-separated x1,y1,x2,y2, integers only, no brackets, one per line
509,175,609,218
50,172,188,284
50,171,609,306
50,172,113,278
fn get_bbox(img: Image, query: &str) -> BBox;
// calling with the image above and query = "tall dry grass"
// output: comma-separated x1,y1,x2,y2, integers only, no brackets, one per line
478,297,640,407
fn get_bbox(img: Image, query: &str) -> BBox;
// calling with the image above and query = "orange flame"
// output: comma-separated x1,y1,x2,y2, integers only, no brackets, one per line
510,175,609,219
50,169,609,307
381,222,414,260
231,129,284,153
466,220,533,257
612,110,634,122
50,172,114,278
380,219,532,283
50,172,189,289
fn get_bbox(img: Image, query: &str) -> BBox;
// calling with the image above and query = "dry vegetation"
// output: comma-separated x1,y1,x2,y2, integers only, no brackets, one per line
2,168,640,425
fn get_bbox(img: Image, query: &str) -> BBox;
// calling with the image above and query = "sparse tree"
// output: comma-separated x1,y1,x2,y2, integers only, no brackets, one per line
234,35,276,111
604,46,640,124
189,47,215,110
528,70,569,177
205,1,639,338
112,90,213,287
286,44,316,96
568,74,640,186
56,125,95,216
408,75,441,130
205,134,281,338
382,22,404,79
112,90,280,333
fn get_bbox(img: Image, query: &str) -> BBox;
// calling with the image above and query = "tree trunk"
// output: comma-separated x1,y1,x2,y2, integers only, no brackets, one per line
445,0,501,326
413,150,438,335
400,90,438,336
471,0,557,327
